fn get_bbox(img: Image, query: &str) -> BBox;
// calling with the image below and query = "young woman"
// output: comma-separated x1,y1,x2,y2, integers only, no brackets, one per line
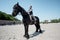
28,5,34,21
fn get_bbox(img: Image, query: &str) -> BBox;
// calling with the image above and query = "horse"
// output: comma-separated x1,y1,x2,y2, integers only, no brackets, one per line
12,3,42,39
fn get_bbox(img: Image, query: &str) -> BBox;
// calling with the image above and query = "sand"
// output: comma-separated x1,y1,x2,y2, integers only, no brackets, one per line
0,23,60,40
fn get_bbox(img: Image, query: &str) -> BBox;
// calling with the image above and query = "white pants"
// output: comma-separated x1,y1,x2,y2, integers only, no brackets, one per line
30,15,33,20
30,15,36,21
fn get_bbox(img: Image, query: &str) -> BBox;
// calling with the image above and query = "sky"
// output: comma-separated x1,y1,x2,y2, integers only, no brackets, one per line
0,0,60,21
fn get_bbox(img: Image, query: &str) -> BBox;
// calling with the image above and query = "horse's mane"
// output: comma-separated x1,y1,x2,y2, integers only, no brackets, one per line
18,4,27,13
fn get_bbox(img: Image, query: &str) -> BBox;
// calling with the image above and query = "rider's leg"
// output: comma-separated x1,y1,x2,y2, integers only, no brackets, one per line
30,15,33,21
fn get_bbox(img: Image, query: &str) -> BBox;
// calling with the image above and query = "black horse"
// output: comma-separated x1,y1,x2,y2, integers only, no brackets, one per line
12,3,42,39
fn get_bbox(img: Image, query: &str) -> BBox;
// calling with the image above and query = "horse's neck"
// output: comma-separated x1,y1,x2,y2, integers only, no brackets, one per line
19,5,26,14
19,6,30,20
20,10,30,20
21,12,29,19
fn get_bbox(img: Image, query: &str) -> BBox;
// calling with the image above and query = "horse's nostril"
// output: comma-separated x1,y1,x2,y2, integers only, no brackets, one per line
12,13,17,17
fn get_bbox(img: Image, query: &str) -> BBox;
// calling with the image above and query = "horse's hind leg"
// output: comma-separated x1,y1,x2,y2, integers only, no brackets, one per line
35,23,42,33
38,24,42,33
34,16,42,33
35,24,39,32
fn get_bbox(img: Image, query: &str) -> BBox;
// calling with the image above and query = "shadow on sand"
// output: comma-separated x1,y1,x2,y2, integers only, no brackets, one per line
29,30,45,38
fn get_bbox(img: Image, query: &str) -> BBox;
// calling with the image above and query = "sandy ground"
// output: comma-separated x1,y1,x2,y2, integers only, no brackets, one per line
0,23,60,40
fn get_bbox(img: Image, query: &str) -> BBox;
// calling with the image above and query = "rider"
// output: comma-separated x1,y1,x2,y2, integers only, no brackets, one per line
28,5,35,21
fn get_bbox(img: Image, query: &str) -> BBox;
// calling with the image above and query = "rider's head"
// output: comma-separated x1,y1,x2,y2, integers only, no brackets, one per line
30,5,32,9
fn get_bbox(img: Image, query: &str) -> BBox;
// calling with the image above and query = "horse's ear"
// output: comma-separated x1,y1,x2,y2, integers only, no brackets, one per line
17,2,19,5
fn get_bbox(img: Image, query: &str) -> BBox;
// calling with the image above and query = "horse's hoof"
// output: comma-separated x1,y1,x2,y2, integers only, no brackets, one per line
39,30,42,33
35,30,38,32
24,35,29,39
24,35,26,37
26,36,29,39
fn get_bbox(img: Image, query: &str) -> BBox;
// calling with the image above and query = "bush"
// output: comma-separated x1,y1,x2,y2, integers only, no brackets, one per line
51,18,60,23
0,11,19,21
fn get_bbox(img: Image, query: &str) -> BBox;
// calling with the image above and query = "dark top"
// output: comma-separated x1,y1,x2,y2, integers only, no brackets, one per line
29,11,33,15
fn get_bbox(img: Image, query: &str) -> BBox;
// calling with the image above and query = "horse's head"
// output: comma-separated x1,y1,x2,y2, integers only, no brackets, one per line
12,2,29,20
12,2,21,17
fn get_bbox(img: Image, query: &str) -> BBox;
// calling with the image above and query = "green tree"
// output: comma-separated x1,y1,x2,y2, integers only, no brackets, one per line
51,19,59,23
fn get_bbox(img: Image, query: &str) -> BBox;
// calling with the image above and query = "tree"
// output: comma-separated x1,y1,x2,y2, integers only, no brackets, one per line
51,19,59,23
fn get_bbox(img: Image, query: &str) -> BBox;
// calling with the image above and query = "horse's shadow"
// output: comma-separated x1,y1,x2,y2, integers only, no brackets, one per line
29,30,45,38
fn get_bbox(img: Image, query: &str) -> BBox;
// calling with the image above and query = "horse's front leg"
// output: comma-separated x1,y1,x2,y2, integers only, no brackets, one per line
24,24,29,39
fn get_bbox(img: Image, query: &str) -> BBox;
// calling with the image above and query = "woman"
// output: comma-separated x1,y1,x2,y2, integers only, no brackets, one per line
28,5,34,21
